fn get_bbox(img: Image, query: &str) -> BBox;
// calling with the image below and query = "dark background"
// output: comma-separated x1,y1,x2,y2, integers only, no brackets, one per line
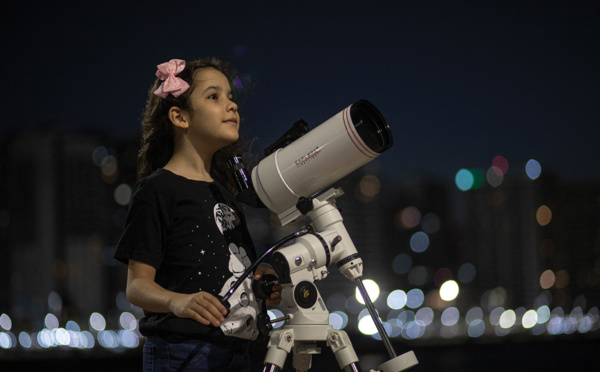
2,0,599,182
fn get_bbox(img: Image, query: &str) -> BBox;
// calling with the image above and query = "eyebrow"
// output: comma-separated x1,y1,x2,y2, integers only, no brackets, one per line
202,85,232,95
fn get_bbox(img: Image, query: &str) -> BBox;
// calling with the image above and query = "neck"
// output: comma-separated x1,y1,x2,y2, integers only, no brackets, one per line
164,144,215,182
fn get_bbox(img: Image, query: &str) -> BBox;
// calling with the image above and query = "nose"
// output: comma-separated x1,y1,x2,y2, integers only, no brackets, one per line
227,98,238,112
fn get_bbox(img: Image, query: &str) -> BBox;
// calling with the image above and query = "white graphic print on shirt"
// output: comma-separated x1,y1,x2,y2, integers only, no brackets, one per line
218,243,259,340
214,203,241,234
213,203,259,340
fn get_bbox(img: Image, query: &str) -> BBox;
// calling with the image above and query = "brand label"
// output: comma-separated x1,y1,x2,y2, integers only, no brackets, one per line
294,147,322,167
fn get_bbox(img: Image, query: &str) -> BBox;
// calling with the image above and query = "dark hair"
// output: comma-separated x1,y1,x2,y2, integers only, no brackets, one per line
137,57,247,192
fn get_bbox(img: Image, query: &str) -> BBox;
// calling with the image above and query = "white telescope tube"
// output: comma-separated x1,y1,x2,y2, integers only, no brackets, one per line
251,100,392,225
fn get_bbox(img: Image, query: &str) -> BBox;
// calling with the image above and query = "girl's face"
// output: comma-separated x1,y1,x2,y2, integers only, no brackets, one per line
184,67,240,153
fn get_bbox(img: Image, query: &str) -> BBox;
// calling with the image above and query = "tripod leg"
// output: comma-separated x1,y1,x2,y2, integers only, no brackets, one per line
327,330,360,371
263,329,294,372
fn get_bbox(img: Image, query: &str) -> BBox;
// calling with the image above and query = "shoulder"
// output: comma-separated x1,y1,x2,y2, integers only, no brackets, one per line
131,169,180,204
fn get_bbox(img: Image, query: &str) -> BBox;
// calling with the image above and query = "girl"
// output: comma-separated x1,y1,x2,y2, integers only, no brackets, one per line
114,57,279,372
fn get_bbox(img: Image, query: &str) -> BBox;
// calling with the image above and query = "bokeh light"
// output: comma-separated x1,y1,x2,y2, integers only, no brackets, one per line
526,159,542,179
44,314,59,329
267,309,286,329
540,270,555,289
458,263,476,283
410,232,430,253
119,312,137,330
18,332,32,348
499,310,516,329
492,155,509,175
440,280,459,301
522,310,538,328
536,205,552,226
329,311,348,330
468,319,486,338
358,315,378,335
415,307,434,326
114,184,132,206
0,314,12,330
441,307,460,326
89,313,106,332
398,206,421,229
356,279,380,305
387,290,407,310
537,306,551,324
406,289,425,309
358,175,381,198
486,166,504,187
92,146,109,166
455,169,474,191
466,307,484,324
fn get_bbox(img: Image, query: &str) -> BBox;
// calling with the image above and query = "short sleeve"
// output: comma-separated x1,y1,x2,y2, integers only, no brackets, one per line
113,196,166,269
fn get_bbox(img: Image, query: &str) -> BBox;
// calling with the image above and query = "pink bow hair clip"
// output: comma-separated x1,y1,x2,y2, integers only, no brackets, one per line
153,59,190,98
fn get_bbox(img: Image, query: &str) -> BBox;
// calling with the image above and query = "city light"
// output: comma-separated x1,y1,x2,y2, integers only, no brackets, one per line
409,231,430,253
522,310,538,328
540,270,555,289
387,290,407,310
455,169,474,191
355,279,380,305
329,311,349,330
526,159,542,179
0,314,12,330
486,166,504,187
536,205,552,226
114,184,132,206
440,280,460,301
406,289,425,308
2,130,599,359
492,155,509,175
398,206,421,229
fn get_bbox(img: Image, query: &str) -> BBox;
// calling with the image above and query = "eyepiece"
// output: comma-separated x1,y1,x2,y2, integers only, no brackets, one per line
350,100,393,153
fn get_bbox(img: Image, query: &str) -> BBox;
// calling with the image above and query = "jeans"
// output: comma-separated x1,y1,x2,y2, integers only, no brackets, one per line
143,336,251,372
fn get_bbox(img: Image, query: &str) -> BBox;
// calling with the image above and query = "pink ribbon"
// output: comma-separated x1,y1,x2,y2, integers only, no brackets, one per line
153,59,190,98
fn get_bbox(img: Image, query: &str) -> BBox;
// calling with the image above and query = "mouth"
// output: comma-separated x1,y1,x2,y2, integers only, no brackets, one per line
223,118,238,126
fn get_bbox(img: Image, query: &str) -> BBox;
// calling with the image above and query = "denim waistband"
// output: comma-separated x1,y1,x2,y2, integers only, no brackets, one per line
147,333,250,350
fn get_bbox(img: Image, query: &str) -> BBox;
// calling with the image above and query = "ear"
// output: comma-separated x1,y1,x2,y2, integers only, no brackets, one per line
168,106,189,130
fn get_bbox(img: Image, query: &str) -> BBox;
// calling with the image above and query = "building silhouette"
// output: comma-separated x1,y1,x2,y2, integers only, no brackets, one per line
1,129,134,330
1,128,598,340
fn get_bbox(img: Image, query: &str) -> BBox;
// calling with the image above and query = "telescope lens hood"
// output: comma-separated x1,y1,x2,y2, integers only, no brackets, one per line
351,100,393,153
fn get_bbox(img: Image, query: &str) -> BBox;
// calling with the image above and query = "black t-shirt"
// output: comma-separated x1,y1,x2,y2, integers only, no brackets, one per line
114,169,261,342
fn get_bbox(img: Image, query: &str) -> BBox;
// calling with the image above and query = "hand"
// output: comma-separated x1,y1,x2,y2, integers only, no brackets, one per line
254,265,282,306
168,291,228,327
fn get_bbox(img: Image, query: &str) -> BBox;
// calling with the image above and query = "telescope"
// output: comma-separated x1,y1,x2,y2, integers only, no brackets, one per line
226,100,418,372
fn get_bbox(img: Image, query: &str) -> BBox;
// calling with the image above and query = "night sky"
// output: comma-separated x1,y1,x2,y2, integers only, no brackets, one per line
2,0,599,184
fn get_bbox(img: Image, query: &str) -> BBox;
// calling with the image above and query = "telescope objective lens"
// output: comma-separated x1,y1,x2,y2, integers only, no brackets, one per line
350,100,393,153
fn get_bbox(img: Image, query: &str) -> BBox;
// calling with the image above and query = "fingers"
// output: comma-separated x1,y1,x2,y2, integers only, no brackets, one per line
174,292,228,327
254,264,278,280
265,284,283,306
196,292,228,326
254,264,268,280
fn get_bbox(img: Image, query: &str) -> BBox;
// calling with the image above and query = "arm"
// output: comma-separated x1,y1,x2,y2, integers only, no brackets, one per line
126,259,228,327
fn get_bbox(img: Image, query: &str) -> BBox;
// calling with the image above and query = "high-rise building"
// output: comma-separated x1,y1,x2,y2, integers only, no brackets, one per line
2,130,122,329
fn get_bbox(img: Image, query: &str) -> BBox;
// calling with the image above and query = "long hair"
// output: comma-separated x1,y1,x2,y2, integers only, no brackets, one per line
137,57,248,193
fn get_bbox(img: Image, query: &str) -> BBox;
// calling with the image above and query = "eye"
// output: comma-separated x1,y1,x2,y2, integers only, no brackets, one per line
208,93,218,100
